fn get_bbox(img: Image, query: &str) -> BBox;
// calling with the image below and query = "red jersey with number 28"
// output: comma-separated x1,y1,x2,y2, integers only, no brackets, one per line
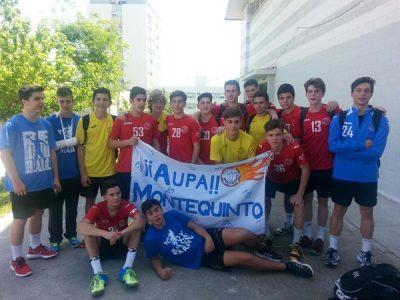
166,115,201,163
199,116,218,164
257,140,307,183
301,105,340,170
85,200,138,232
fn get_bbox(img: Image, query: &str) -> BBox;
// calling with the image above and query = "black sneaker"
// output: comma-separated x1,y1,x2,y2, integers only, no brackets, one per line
357,251,373,267
285,260,314,278
299,235,313,249
324,248,340,268
255,248,284,262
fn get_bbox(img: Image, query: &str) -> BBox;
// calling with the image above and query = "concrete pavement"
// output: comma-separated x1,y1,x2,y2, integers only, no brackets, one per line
0,194,399,300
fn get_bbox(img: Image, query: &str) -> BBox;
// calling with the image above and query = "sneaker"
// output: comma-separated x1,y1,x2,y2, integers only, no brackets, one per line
49,243,61,252
311,238,324,256
118,267,138,287
66,236,81,248
325,248,340,268
285,260,314,278
274,223,293,236
289,243,303,261
357,251,373,267
27,244,58,259
10,257,32,277
299,235,313,249
90,272,108,296
255,248,284,262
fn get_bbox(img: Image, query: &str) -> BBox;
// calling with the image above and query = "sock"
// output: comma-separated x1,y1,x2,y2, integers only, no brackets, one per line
265,216,271,236
303,221,312,238
123,249,137,269
11,245,23,260
292,228,302,244
90,256,103,274
285,213,294,225
29,233,41,249
329,235,338,250
317,226,326,240
361,238,371,252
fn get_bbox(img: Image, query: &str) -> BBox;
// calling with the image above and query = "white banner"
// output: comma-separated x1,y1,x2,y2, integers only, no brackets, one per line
130,141,272,234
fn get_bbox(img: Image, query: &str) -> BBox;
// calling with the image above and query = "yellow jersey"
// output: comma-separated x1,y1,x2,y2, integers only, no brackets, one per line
248,114,270,146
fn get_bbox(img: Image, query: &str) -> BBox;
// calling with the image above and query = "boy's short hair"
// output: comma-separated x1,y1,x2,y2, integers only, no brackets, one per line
56,87,73,98
351,77,376,94
277,83,295,98
101,180,120,196
197,92,213,102
253,91,270,102
19,85,44,101
92,87,111,101
170,90,187,102
130,86,147,99
244,79,259,89
224,79,240,92
223,107,243,120
148,89,167,112
304,78,326,94
141,199,162,216
264,119,285,133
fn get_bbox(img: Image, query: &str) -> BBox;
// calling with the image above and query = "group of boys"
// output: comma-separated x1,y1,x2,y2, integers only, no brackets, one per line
0,75,389,296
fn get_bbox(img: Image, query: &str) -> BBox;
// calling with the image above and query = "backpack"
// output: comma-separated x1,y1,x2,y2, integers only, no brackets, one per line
82,113,118,159
338,107,383,132
331,264,400,300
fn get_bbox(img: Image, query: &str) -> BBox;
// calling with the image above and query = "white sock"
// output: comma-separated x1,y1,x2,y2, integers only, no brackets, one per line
123,249,136,269
29,233,41,249
11,245,23,260
361,239,371,252
265,216,271,236
303,221,312,238
329,235,338,250
293,228,302,244
317,226,326,240
90,256,103,274
285,213,294,225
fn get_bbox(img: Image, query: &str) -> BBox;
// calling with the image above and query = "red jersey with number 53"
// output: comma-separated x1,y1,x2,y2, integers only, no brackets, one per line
166,115,201,163
110,113,158,173
257,140,307,183
199,116,218,164
301,105,340,170
85,200,138,232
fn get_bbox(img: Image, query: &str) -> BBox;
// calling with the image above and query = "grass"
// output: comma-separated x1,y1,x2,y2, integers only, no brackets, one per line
0,191,11,217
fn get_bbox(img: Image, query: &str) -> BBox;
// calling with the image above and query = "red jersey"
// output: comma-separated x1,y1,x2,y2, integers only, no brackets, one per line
166,115,201,163
257,140,307,183
110,113,159,173
279,105,302,140
246,103,256,117
211,103,248,131
85,200,138,232
301,105,340,170
199,116,218,164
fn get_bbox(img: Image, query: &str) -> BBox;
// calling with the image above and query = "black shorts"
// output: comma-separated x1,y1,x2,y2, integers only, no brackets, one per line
99,237,128,260
80,175,116,198
11,188,55,219
331,178,377,207
305,169,332,198
201,228,229,271
265,179,300,198
116,172,131,201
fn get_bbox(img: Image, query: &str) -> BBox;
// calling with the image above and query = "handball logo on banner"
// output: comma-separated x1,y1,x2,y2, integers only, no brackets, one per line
135,161,145,173
221,152,274,187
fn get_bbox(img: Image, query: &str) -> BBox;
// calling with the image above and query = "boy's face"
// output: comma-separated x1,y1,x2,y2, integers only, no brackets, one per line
225,84,240,103
151,99,166,115
104,186,122,209
351,82,372,108
170,96,186,114
145,204,164,226
266,128,284,148
245,84,258,103
23,91,44,115
57,95,73,114
225,116,242,136
278,92,295,110
306,85,324,106
197,97,212,115
92,93,111,111
253,96,268,115
130,94,147,113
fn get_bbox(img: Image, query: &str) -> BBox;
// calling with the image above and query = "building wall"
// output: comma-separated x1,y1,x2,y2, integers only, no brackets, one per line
240,0,400,202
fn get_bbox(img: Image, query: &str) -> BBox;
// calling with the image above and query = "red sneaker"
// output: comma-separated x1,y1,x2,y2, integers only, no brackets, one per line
27,245,58,259
11,257,32,277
